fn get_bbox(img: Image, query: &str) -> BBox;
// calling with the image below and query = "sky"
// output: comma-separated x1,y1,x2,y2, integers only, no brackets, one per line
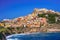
0,0,60,20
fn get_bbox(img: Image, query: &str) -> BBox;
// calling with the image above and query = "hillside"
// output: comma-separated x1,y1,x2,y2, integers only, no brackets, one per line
0,8,60,35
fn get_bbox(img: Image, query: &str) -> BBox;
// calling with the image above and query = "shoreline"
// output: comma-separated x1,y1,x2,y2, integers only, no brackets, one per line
6,32,60,39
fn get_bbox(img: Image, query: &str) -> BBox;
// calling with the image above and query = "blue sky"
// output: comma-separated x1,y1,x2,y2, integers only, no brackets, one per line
0,0,60,20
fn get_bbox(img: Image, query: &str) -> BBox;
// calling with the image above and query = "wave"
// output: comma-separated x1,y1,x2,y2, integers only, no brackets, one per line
6,32,60,40
6,32,40,39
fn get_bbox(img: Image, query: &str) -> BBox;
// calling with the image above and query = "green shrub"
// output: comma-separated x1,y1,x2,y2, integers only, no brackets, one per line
47,14,56,23
38,14,46,17
0,26,6,32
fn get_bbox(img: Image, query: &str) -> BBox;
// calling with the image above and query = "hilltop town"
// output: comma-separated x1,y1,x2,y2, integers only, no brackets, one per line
0,8,60,34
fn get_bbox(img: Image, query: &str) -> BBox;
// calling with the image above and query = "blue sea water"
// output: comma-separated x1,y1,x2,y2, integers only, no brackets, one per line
6,32,60,40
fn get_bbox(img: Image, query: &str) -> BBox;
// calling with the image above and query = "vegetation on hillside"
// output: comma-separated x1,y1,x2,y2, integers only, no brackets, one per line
38,13,59,24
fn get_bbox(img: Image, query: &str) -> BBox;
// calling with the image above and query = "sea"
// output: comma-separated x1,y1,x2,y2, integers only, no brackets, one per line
6,32,60,40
